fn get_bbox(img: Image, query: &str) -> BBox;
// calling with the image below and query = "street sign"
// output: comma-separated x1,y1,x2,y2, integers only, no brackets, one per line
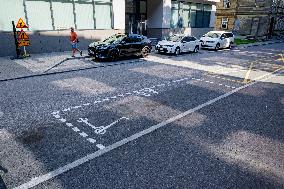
17,30,29,40
18,40,30,47
16,18,28,28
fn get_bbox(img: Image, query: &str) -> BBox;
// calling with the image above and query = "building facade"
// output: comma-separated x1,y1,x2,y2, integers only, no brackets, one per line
0,0,218,57
215,0,272,37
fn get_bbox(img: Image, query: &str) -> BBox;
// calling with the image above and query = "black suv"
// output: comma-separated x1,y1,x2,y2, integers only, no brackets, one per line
88,34,151,61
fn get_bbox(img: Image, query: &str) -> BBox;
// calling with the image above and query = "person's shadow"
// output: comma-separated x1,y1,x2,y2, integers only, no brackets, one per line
0,165,8,189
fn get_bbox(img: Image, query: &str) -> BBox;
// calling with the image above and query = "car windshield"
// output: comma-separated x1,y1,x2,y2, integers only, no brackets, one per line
103,34,126,44
166,35,183,42
204,32,221,38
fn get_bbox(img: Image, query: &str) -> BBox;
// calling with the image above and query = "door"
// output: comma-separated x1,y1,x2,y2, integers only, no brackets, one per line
130,35,143,55
220,34,229,48
188,37,197,51
181,37,189,52
119,37,134,56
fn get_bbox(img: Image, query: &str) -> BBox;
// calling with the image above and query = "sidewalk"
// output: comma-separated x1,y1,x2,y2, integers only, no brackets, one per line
0,39,283,82
0,51,97,81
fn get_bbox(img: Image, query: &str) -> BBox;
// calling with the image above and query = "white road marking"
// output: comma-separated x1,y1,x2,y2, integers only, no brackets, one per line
79,132,88,138
62,108,71,112
94,100,101,104
77,117,129,135
87,138,96,143
66,123,73,127
59,118,66,123
15,69,281,189
54,115,60,119
72,127,80,132
73,106,82,109
51,111,59,115
55,76,239,114
0,111,3,118
96,144,106,149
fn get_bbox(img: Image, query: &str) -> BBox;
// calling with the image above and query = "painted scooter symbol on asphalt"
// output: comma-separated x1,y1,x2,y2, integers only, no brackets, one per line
77,117,129,135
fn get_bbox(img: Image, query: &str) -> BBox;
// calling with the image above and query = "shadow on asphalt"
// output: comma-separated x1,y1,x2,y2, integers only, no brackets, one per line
0,165,8,189
1,44,283,188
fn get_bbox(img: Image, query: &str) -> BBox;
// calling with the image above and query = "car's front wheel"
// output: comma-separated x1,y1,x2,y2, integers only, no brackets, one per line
175,47,181,56
109,50,119,62
215,43,220,51
141,46,150,58
193,46,199,53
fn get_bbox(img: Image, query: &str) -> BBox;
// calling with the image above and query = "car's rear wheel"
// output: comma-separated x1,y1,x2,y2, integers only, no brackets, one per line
194,46,199,53
175,47,181,56
109,50,119,62
215,43,220,51
141,47,150,58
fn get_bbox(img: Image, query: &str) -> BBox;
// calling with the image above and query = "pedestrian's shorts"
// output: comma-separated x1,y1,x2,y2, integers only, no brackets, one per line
71,42,77,49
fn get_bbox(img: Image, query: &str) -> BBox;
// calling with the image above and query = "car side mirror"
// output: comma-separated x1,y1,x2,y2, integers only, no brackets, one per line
202,35,205,37
220,37,225,40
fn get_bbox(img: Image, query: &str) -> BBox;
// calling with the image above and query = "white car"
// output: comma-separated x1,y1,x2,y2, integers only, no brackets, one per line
156,35,200,55
200,31,234,50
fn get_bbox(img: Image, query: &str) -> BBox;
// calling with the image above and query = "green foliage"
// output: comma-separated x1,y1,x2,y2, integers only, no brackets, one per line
235,38,257,45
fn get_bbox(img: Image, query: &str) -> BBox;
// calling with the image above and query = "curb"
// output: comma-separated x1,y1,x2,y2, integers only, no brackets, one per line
234,40,284,50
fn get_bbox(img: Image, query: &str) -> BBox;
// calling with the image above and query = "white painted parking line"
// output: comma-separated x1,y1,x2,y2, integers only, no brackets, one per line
16,68,282,189
96,144,106,150
79,132,88,138
56,76,240,114
53,114,60,119
59,118,66,123
66,123,73,127
87,138,96,143
72,127,80,132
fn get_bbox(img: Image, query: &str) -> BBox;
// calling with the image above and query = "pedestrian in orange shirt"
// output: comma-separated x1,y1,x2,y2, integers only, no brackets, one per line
70,27,82,57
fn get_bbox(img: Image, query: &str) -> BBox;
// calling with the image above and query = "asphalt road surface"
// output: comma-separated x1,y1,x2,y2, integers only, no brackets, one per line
0,43,283,189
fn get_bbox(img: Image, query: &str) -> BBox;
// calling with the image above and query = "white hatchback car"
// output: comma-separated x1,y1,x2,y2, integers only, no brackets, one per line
156,35,200,55
200,31,234,50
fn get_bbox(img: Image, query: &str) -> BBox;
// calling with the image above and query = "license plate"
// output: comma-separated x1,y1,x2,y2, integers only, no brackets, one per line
160,47,164,51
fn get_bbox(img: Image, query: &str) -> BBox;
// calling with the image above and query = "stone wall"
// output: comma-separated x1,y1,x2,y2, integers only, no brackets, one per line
215,0,272,37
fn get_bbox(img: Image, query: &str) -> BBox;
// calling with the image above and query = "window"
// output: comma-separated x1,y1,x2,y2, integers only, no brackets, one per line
74,0,94,30
182,3,190,27
0,0,113,31
223,0,230,8
171,1,179,28
26,0,53,31
188,4,212,28
52,1,74,30
221,18,228,29
226,33,234,37
0,0,25,31
189,37,197,41
95,0,112,29
190,3,197,28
